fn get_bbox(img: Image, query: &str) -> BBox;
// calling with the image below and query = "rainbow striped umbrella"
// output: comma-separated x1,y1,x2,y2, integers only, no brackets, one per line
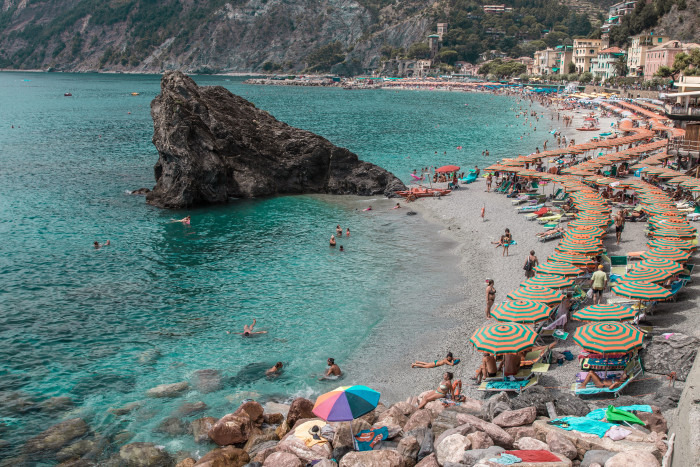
534,261,582,276
506,286,563,306
612,280,673,301
312,385,380,421
647,238,695,251
522,275,575,288
470,323,538,355
491,299,552,323
619,266,673,283
649,228,696,239
637,258,684,273
572,304,638,322
573,322,645,353
642,247,692,262
555,242,604,255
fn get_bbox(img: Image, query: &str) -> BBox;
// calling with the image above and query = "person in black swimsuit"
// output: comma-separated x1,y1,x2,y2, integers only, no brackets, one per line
485,279,496,318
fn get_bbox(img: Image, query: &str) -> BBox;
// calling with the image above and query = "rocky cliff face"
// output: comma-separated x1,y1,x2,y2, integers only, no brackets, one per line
146,71,405,208
0,0,433,72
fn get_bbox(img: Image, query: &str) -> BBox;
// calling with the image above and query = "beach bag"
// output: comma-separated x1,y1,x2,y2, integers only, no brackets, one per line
586,288,594,299
523,259,532,271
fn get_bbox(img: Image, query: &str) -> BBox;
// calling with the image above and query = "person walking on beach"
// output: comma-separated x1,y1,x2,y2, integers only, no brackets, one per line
614,211,625,245
485,279,496,318
486,173,492,192
524,250,538,278
591,265,607,305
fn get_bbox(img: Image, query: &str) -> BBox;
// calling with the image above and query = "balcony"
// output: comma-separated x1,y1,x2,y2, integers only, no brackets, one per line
664,104,700,120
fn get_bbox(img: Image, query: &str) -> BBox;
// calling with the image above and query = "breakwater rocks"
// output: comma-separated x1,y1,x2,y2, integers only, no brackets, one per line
5,384,676,466
147,72,405,209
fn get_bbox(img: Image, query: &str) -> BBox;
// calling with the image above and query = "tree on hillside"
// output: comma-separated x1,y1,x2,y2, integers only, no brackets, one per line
306,42,346,72
407,42,431,60
567,62,577,74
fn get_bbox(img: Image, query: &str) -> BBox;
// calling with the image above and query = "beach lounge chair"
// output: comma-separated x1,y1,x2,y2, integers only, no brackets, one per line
517,204,544,213
496,181,511,193
572,358,643,397
538,214,562,225
663,280,685,302
551,188,563,200
461,172,478,184
580,353,632,371
511,195,530,205
610,256,627,275
521,348,550,367
525,207,550,221
552,194,570,206
478,374,539,393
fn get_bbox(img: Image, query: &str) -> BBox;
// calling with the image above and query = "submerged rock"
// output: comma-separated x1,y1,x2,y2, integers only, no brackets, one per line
147,382,189,398
119,442,174,466
147,72,405,209
23,418,89,454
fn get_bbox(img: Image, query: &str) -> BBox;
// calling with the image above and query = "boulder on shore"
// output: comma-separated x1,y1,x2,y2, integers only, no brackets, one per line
147,72,406,208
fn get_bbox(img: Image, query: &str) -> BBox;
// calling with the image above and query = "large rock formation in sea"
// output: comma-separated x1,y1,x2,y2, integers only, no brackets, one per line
146,71,405,208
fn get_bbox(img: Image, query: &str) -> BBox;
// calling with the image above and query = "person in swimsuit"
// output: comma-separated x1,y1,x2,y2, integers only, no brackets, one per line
393,203,401,209
339,245,344,252
93,240,110,249
417,372,454,409
345,228,350,237
266,362,283,376
486,173,492,192
174,216,190,225
330,235,336,247
411,352,458,368
227,319,267,337
324,358,342,378
579,370,627,389
363,206,372,211
485,279,496,318
474,354,498,383
336,225,342,236
614,211,625,245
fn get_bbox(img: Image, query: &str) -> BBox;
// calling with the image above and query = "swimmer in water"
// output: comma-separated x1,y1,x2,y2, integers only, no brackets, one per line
363,206,372,211
320,358,341,380
173,216,191,225
266,362,283,376
345,228,350,237
330,235,336,247
227,319,267,337
336,225,342,236
393,203,401,209
93,240,111,249
339,245,344,252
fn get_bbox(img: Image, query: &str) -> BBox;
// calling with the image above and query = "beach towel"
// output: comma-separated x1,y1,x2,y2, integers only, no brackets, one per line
586,404,651,421
491,453,522,464
294,420,329,447
354,426,388,451
606,425,632,440
504,450,562,462
581,356,629,370
487,379,529,390
606,405,645,425
548,417,614,438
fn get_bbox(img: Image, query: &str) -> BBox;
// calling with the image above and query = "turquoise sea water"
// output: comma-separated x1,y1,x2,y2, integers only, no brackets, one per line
0,73,555,462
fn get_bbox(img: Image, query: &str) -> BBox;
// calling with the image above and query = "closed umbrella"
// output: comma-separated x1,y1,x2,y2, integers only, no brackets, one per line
522,275,575,289
490,299,552,323
573,322,644,354
470,323,538,355
534,261,582,277
312,385,380,422
506,286,563,307
572,304,638,322
642,247,692,262
612,280,673,301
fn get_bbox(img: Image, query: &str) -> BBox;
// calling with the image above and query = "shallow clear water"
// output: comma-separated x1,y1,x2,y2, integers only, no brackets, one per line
0,73,554,461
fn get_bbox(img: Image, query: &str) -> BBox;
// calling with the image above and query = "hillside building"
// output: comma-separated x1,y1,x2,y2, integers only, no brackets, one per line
483,4,513,14
534,48,559,75
601,0,637,34
573,38,602,73
644,41,700,80
591,47,626,82
428,34,440,59
626,33,669,77
437,23,448,40
555,45,574,75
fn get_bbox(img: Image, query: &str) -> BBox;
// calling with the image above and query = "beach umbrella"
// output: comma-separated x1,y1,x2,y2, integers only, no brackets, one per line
312,385,380,422
568,219,610,228
435,165,460,173
490,299,552,323
618,266,673,283
534,261,582,277
638,258,684,274
567,225,606,237
646,238,695,251
470,323,538,355
642,246,692,262
555,242,604,255
573,322,644,354
572,304,638,322
649,228,696,239
643,205,678,215
612,280,673,301
506,286,563,306
548,251,596,265
522,275,575,289
649,217,692,228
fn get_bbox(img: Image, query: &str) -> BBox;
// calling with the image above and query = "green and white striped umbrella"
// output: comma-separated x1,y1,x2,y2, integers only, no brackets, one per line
470,323,538,355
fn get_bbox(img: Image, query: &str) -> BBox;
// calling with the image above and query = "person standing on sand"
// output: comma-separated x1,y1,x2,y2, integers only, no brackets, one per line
486,173,492,192
614,211,625,245
591,265,607,305
524,250,538,278
485,279,496,318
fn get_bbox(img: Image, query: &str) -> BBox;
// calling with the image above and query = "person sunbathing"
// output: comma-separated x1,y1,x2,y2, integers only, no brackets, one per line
474,354,498,384
412,352,459,368
417,372,454,409
578,370,627,389
536,227,565,237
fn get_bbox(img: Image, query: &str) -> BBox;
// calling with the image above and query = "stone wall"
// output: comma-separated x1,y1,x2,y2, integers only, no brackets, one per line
669,353,700,466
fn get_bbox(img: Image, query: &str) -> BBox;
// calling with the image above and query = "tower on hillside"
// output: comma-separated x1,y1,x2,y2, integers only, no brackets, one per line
437,23,448,40
428,35,440,58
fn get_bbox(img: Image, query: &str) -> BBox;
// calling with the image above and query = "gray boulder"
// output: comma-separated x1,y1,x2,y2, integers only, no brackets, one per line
581,450,616,467
23,418,89,454
485,392,511,421
147,72,405,209
119,442,174,466
146,382,189,398
642,333,698,381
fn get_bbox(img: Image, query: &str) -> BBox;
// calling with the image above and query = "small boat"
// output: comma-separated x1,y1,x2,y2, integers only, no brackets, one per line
64,92,72,97
131,92,140,96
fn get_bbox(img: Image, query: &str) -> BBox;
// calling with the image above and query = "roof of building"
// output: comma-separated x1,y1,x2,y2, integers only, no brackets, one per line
599,47,625,54
649,41,700,51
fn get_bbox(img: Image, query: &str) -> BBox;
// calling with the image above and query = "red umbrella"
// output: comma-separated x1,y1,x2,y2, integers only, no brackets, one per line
435,165,460,173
